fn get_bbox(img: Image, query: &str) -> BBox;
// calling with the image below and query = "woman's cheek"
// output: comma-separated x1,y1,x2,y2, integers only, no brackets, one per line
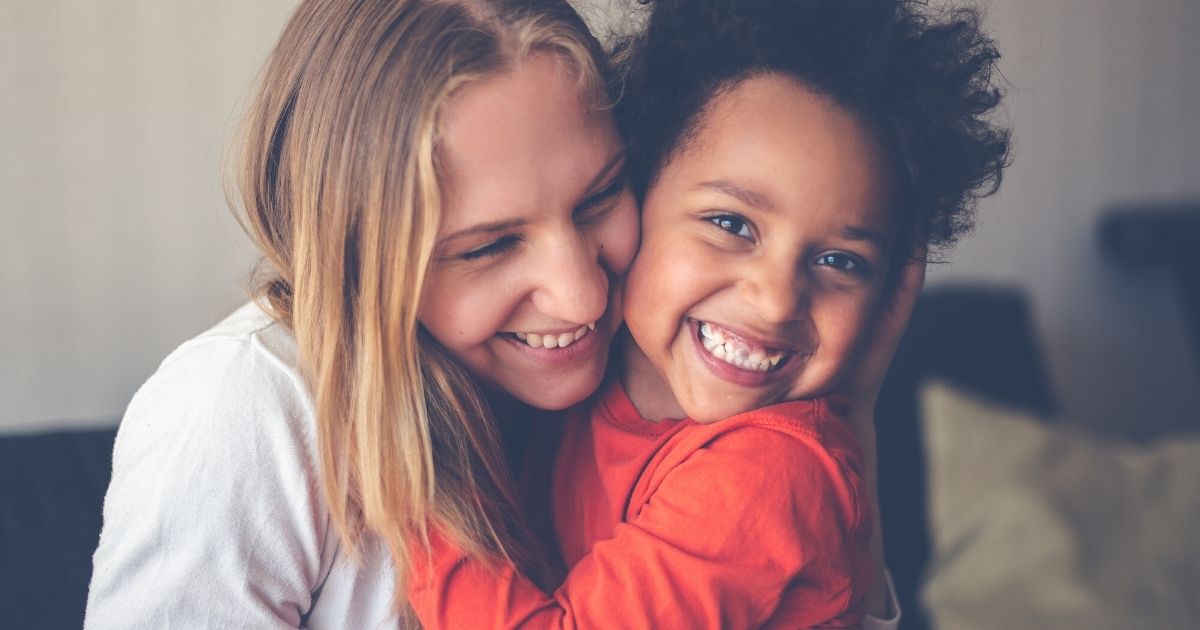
601,195,642,277
421,272,503,350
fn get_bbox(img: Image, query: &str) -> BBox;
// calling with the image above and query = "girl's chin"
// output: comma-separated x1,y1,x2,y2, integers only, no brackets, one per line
680,396,774,424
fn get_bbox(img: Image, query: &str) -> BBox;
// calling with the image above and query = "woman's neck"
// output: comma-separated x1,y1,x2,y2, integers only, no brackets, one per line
618,329,687,422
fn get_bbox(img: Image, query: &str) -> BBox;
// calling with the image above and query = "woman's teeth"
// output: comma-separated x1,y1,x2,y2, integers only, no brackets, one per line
699,321,786,373
515,322,595,349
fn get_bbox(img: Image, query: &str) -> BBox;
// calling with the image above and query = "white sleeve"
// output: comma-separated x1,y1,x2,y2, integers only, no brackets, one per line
862,568,902,630
85,338,330,629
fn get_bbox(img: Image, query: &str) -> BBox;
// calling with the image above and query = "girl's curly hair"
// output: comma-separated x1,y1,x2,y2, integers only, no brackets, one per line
616,0,1011,257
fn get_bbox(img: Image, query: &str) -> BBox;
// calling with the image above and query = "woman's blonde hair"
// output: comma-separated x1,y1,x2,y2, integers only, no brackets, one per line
231,0,611,610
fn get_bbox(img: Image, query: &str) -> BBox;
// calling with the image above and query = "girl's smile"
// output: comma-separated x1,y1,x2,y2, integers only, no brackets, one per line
687,317,808,388
695,319,796,373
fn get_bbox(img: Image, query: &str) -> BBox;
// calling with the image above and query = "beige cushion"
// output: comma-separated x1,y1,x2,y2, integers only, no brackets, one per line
919,380,1200,630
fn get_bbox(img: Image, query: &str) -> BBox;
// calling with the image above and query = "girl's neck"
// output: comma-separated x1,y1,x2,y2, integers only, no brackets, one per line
618,328,687,422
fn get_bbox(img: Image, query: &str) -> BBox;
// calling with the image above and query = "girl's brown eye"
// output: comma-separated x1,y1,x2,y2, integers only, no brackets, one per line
708,214,753,240
814,252,871,277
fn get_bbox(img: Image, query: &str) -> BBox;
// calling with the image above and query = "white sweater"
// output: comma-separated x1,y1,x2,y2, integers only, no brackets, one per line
85,302,900,629
86,303,400,629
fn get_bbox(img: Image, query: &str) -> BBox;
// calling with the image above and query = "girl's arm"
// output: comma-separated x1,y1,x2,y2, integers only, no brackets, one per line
408,418,868,629
835,254,925,623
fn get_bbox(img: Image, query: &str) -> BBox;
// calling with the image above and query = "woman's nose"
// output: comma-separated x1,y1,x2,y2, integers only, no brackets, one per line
529,231,609,325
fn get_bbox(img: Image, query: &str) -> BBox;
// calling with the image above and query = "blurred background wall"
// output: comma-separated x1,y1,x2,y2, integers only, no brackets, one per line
1,0,296,432
2,0,1198,436
930,0,1200,436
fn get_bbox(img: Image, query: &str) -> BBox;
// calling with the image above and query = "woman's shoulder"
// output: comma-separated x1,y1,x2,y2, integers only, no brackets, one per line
89,302,344,628
162,300,303,388
115,301,316,466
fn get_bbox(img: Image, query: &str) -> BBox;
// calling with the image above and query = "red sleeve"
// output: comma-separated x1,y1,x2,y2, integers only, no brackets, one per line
407,423,868,629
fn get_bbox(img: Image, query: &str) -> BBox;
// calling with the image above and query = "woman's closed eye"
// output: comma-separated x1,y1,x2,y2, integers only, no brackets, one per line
459,234,521,261
575,168,629,224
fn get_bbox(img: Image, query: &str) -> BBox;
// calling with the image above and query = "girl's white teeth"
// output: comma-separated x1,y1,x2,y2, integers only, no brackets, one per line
514,323,595,349
699,321,786,372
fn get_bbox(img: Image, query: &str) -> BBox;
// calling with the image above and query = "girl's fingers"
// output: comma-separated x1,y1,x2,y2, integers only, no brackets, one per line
840,249,927,404
876,250,927,353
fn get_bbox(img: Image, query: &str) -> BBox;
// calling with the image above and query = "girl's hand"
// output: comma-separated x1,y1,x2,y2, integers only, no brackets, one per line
838,250,927,420
834,250,925,622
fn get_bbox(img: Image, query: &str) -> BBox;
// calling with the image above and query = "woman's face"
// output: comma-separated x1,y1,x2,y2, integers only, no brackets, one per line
420,53,639,410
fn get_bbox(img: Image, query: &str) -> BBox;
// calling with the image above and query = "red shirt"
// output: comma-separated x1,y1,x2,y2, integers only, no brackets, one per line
410,379,872,629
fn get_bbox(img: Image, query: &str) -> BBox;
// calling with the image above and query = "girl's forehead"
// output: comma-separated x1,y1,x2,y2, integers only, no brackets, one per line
651,74,892,235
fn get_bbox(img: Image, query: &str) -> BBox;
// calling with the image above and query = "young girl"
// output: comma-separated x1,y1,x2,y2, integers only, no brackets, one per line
85,0,909,627
407,0,1009,627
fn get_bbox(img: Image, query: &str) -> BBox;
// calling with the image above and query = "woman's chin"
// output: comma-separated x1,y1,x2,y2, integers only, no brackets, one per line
498,366,607,411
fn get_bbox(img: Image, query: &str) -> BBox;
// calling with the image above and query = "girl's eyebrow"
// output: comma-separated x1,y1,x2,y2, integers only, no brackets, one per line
697,180,774,211
841,226,889,250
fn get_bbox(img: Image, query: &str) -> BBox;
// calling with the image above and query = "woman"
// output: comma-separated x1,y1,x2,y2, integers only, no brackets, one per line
85,0,909,627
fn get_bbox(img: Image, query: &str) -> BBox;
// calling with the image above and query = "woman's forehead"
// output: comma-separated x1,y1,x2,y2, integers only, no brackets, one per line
438,53,622,230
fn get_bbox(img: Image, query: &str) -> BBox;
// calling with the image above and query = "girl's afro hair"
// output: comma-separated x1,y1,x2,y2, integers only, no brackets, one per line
616,0,1012,256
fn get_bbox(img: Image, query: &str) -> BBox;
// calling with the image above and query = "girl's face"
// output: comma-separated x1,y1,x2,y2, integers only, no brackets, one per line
621,74,893,423
420,53,639,410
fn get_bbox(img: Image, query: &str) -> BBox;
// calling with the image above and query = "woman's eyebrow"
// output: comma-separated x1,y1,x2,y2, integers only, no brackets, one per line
440,218,527,245
583,150,628,194
440,151,627,246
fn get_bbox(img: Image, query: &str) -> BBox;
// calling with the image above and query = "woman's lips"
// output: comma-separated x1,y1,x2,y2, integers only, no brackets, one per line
498,317,606,366
509,322,597,350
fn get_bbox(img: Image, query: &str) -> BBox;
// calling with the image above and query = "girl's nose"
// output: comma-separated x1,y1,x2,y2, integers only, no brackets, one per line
744,261,807,325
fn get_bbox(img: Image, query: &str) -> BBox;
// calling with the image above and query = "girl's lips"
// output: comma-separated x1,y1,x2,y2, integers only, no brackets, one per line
687,318,805,387
695,318,800,355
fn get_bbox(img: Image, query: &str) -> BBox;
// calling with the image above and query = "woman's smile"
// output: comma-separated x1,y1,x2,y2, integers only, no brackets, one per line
508,321,596,350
